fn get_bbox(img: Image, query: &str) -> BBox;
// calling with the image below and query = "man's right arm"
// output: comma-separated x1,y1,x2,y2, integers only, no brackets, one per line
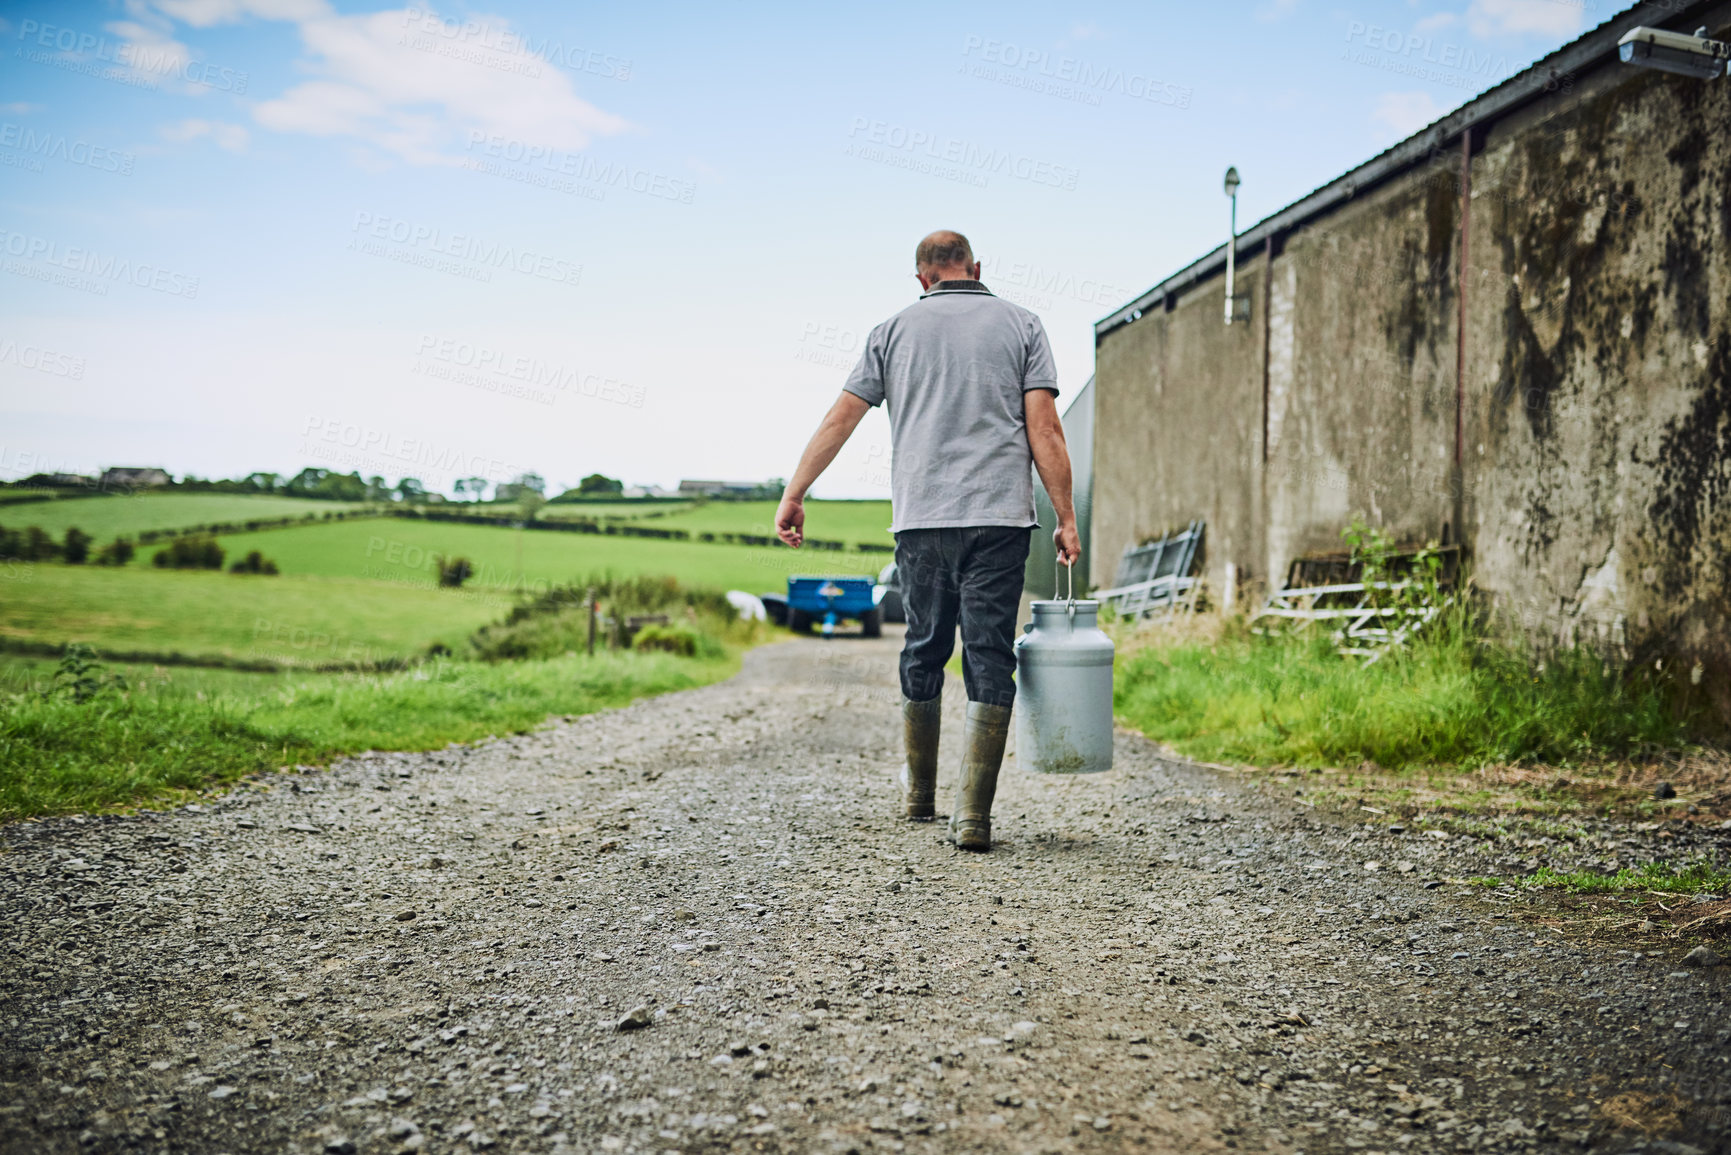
775,390,872,548
1026,388,1080,565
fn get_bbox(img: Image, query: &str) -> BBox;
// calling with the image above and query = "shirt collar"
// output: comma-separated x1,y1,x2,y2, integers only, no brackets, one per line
920,279,993,297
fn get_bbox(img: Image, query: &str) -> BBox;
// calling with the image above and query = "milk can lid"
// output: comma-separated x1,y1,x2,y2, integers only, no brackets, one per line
1030,599,1100,611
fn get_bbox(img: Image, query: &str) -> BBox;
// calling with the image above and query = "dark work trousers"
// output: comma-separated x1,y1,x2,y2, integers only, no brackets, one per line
895,526,1032,709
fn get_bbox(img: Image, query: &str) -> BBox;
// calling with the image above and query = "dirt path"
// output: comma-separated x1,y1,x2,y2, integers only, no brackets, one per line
4,634,1729,1154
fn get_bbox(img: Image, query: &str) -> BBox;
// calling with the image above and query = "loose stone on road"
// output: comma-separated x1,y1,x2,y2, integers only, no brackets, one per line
3,634,1727,1153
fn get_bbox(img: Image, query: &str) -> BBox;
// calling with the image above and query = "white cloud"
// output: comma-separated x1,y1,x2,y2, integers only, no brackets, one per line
0,102,44,115
155,0,330,26
1416,12,1459,31
1255,0,1300,22
163,117,251,150
1373,90,1445,136
1465,0,1583,38
104,19,195,85
146,4,630,165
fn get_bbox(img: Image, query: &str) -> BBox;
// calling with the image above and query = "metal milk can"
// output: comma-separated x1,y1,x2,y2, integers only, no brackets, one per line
1014,565,1115,774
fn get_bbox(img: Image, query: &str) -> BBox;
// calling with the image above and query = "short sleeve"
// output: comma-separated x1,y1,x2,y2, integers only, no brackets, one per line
1023,316,1058,396
842,322,888,407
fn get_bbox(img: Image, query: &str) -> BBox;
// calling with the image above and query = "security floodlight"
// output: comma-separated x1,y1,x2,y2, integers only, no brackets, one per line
1224,167,1241,326
1617,25,1728,80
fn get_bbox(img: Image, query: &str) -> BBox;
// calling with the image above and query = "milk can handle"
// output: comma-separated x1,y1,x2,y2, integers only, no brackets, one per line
1064,560,1075,627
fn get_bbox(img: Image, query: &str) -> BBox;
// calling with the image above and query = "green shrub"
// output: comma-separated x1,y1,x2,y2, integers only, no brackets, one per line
94,537,135,566
62,527,93,564
436,555,474,588
631,623,722,659
153,536,225,570
470,573,750,661
229,550,279,575
1,525,61,561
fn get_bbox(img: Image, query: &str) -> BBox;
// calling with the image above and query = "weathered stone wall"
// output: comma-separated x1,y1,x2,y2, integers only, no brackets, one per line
1093,35,1730,713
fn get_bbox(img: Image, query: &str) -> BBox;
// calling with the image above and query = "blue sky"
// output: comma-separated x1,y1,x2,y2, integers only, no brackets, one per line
0,0,1598,498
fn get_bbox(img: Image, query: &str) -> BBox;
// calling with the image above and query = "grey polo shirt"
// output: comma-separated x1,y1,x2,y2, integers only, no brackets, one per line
843,280,1058,533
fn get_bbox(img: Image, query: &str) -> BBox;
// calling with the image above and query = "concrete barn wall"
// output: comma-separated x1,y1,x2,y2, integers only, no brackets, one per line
1092,41,1730,713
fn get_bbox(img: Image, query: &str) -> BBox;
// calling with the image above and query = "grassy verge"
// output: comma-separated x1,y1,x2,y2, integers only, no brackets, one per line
1111,606,1712,821
1517,861,1731,895
0,648,735,821
0,571,773,821
1115,612,1686,772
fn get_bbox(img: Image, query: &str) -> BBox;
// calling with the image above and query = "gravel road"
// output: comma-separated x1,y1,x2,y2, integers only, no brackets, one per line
4,634,1730,1155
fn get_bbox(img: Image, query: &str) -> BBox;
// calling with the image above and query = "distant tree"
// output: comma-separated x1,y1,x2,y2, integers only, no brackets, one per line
244,471,281,492
0,526,22,560
365,475,390,502
285,467,328,495
24,527,58,562
284,467,367,501
229,550,279,575
436,555,474,588
396,477,427,503
455,476,490,502
577,472,623,496
94,537,135,566
153,536,224,570
63,527,92,564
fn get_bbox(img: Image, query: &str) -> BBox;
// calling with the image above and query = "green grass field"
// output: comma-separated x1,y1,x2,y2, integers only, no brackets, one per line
0,647,736,819
147,517,885,594
655,500,893,544
0,566,503,665
537,499,894,546
1,492,363,540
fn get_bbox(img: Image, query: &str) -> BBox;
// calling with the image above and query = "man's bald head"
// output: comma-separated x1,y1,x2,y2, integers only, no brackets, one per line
914,230,979,287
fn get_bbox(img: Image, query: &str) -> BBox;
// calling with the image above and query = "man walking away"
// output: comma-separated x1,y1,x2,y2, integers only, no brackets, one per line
774,230,1080,851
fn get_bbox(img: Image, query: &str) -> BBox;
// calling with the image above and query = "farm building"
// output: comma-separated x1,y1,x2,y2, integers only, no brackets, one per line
99,467,171,488
1090,1,1731,717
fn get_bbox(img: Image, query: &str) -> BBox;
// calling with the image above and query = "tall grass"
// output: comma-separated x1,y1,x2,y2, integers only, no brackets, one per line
0,650,732,821
1114,605,1690,771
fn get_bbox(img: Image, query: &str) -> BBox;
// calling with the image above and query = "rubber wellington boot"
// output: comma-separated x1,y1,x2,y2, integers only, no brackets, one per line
900,696,942,820
949,702,1012,851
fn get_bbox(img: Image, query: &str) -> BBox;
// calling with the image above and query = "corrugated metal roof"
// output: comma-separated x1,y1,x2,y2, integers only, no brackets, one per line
1094,0,1724,339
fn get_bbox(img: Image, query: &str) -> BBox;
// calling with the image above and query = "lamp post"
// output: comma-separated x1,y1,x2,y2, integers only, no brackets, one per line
1223,166,1241,326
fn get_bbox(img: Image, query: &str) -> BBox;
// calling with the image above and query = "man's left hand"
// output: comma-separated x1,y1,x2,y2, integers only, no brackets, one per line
775,497,805,548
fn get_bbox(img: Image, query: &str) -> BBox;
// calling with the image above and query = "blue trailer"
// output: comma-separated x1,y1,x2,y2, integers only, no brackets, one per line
785,574,883,637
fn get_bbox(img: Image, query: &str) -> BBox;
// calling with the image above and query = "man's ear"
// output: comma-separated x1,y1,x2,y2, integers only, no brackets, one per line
969,261,981,281
916,270,933,290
